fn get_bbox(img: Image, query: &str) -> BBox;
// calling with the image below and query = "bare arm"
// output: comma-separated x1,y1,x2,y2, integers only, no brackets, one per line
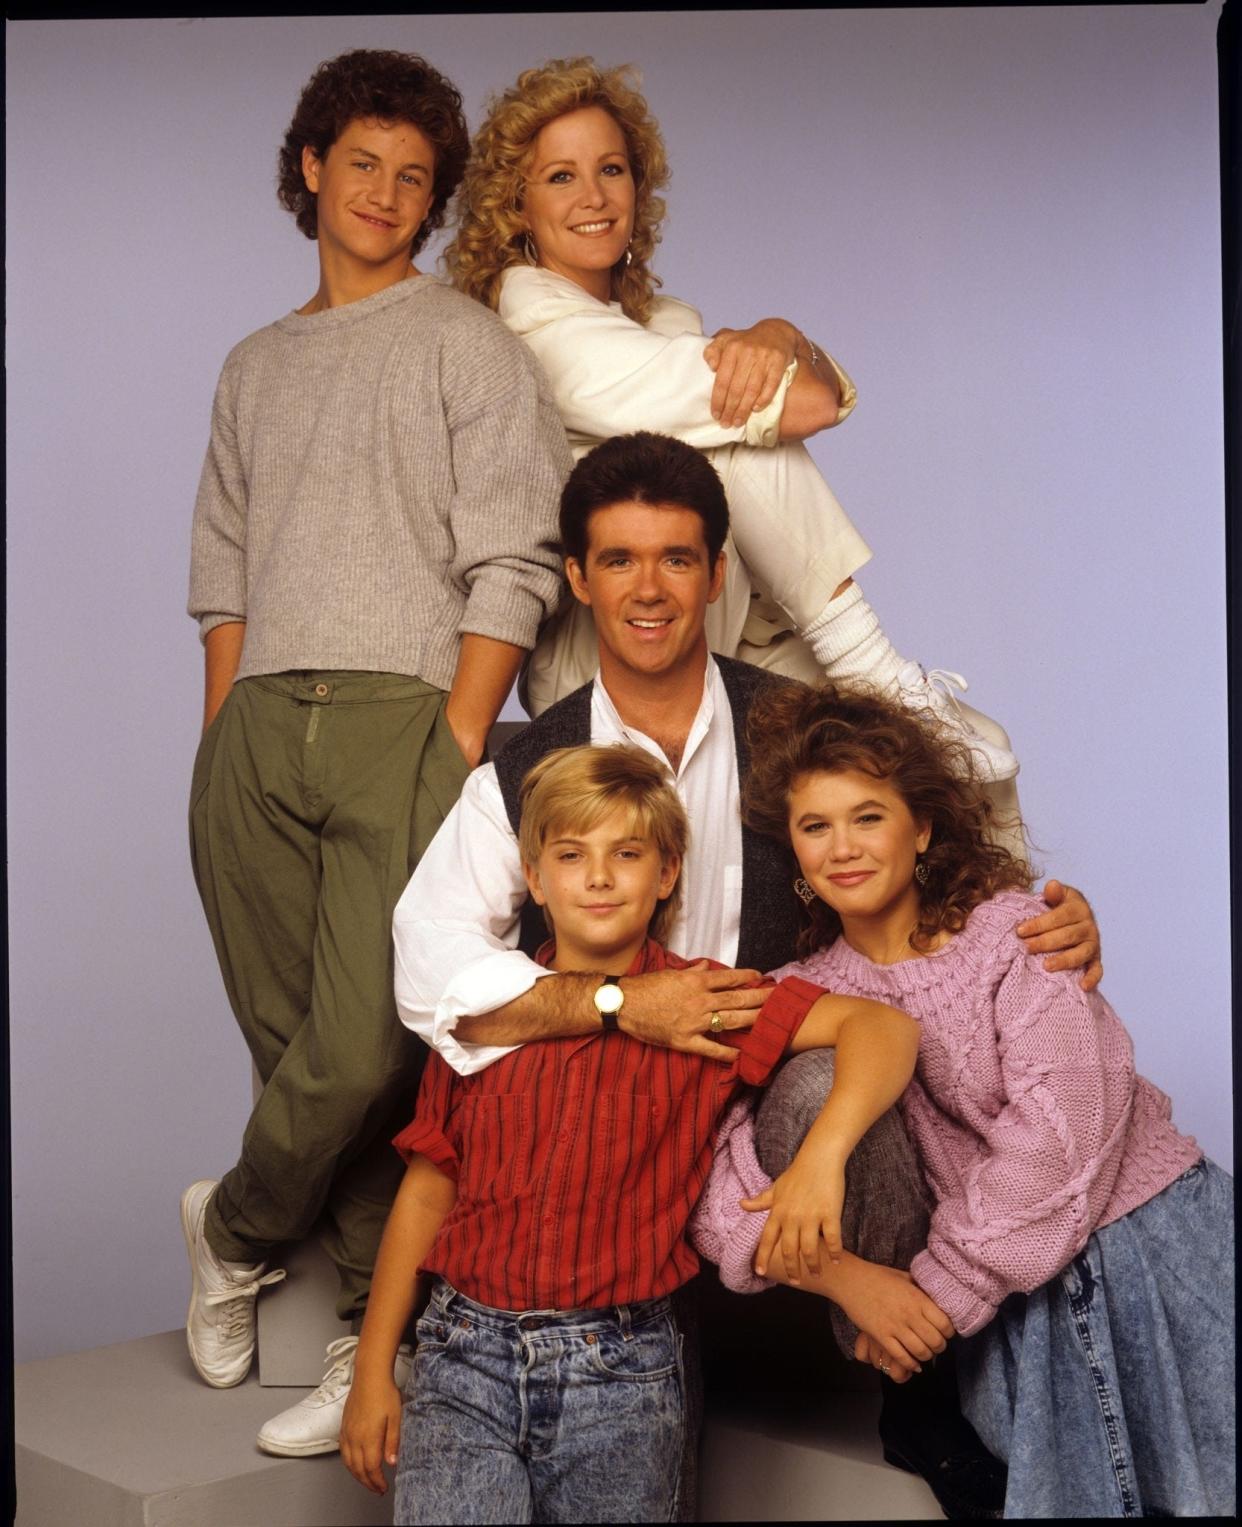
340,1156,456,1496
444,633,527,768
703,319,849,438
202,620,246,732
746,995,920,1276
455,960,770,1063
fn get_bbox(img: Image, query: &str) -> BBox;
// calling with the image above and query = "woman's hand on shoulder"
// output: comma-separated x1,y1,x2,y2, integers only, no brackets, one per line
703,319,799,427
1015,880,1103,992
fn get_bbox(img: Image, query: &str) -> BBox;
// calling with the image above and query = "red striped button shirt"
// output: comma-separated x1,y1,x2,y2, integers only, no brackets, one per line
393,939,824,1311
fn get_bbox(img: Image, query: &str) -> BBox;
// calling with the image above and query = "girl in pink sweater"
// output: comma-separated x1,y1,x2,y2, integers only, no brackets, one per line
693,680,1232,1518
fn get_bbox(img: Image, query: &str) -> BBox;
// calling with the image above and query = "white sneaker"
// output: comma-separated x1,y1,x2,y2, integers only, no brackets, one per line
256,1335,414,1457
180,1179,286,1388
895,662,1020,782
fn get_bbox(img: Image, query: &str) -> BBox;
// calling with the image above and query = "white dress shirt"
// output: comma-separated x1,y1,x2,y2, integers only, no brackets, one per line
393,659,743,1075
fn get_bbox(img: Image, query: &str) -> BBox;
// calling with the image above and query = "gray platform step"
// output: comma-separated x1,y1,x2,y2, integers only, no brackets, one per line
14,1330,391,1527
15,1329,942,1524
700,1392,941,1521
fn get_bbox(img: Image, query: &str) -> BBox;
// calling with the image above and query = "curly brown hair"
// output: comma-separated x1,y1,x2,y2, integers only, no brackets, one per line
743,681,1032,956
276,49,469,258
444,58,669,323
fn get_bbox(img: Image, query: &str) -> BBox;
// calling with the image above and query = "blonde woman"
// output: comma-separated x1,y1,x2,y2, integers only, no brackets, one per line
446,58,1019,796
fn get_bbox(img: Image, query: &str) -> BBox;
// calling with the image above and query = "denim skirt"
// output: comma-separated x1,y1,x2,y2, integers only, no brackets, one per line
955,1159,1234,1517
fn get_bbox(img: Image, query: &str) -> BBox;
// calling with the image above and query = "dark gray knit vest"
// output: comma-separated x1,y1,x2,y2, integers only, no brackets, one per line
493,657,802,972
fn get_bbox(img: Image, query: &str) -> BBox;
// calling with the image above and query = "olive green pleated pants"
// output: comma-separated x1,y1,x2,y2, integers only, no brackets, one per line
189,671,471,1321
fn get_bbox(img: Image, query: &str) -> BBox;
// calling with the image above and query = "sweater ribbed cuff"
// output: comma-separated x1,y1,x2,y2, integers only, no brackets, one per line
909,1248,996,1338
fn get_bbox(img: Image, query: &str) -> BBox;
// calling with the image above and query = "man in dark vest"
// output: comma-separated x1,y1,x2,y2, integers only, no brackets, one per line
392,430,1102,1518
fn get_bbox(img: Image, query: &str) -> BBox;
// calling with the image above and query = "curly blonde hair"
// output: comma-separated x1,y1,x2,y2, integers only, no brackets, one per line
445,58,669,323
743,682,1033,957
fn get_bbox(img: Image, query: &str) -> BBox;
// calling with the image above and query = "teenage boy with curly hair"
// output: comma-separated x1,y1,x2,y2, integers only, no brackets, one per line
182,48,570,1456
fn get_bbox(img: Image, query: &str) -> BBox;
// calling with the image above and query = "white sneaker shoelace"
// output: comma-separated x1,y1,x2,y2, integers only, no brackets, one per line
309,1335,359,1404
204,1267,287,1340
918,666,970,712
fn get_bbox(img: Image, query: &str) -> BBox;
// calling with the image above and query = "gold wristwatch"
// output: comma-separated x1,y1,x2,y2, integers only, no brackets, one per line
593,974,624,1031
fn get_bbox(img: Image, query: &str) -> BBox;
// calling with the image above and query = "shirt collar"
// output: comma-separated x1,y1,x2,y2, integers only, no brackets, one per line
591,658,722,779
535,937,671,974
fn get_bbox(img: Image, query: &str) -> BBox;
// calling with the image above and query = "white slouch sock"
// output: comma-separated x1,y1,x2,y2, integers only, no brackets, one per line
802,582,909,693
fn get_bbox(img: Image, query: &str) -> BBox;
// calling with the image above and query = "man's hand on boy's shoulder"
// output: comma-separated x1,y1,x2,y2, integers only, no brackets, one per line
618,961,768,1062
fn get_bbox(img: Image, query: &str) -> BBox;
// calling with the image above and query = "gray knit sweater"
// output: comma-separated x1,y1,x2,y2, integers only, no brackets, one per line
188,276,571,690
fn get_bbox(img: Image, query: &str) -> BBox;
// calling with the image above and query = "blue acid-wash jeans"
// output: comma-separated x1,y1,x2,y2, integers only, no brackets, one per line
394,1281,686,1525
956,1159,1235,1517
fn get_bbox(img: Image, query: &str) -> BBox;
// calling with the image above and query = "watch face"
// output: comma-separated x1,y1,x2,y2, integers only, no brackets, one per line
594,981,625,1015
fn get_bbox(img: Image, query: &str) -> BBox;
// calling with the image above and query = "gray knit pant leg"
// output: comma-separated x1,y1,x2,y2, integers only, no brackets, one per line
753,1050,932,1357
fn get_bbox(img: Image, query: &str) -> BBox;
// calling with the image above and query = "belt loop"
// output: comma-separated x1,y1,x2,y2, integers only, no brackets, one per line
617,1304,633,1341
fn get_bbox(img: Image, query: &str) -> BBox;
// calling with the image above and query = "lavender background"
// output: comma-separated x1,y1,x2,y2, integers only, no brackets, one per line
7,8,1228,1363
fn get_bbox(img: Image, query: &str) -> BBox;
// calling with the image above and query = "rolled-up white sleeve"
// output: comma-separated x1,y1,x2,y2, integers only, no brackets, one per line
499,267,857,453
392,764,556,1075
500,269,758,450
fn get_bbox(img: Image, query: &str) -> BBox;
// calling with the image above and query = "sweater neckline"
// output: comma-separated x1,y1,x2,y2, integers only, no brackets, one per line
817,891,1037,992
275,273,436,335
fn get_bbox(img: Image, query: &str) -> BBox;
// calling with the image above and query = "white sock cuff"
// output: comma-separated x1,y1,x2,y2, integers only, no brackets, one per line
805,586,883,665
802,579,863,641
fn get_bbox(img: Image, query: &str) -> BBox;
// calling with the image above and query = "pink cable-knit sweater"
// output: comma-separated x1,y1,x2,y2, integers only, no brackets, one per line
691,890,1201,1337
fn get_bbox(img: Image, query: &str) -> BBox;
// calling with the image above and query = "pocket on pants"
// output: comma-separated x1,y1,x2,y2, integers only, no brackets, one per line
587,1317,679,1382
413,1306,468,1358
189,688,234,815
409,703,475,864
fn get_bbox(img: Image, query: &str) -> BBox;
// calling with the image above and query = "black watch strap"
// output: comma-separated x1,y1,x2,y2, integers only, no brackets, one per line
599,973,622,1032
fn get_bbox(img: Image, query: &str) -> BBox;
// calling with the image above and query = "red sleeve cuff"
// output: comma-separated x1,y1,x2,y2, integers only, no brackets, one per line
733,976,825,1085
391,1119,459,1181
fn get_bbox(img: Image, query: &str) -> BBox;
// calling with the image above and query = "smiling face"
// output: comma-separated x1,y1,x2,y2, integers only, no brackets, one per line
521,105,635,302
788,770,931,938
565,500,725,687
523,807,680,972
302,116,437,282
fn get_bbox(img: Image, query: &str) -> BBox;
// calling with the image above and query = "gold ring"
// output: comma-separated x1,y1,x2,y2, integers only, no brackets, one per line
709,1012,724,1034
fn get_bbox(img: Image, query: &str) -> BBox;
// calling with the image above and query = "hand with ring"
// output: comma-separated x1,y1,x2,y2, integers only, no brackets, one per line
709,1011,724,1034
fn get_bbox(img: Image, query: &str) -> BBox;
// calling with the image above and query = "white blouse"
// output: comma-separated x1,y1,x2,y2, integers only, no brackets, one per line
498,265,871,715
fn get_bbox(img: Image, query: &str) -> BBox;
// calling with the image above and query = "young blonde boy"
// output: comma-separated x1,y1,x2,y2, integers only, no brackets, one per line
341,744,921,1524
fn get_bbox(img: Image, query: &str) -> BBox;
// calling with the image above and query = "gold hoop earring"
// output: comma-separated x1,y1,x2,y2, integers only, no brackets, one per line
523,234,538,266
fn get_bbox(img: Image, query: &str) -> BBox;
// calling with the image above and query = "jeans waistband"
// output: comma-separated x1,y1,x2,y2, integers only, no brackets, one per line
430,1280,673,1338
